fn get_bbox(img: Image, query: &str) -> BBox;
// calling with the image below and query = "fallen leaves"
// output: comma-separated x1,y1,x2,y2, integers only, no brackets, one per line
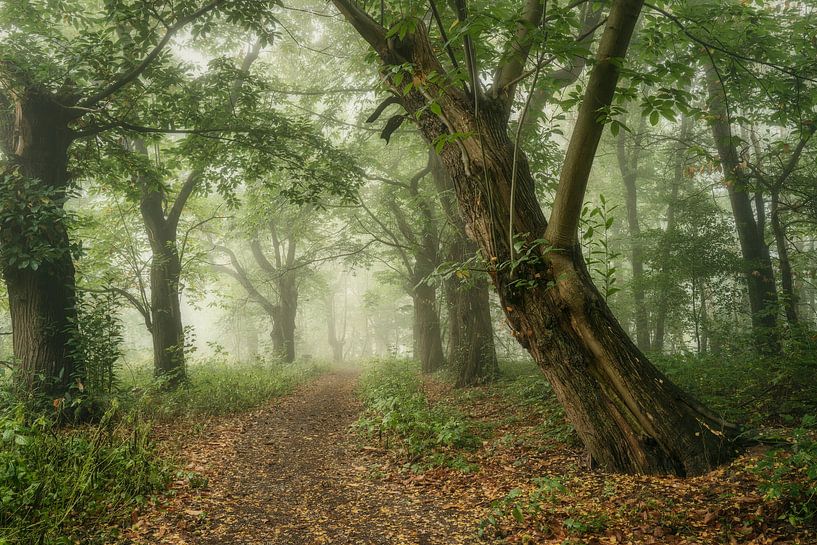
117,370,816,545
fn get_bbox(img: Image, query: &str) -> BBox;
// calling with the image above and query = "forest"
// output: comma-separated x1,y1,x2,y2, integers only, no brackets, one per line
0,0,816,543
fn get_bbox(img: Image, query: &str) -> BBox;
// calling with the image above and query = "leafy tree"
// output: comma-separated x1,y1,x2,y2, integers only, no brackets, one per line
0,0,278,394
330,0,740,475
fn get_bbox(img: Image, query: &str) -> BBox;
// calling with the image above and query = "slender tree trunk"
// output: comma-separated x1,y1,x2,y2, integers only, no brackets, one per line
334,0,737,475
412,283,445,373
2,92,80,394
326,292,346,363
616,119,650,351
770,191,798,325
653,117,690,352
705,64,781,354
140,192,186,384
277,275,298,363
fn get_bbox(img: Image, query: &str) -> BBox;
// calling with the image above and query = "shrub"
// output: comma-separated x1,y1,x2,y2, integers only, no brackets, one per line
123,356,328,419
755,415,817,526
356,359,480,468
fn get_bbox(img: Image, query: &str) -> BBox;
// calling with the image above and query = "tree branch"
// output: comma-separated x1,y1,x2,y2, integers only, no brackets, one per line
330,0,388,53
545,0,644,247
492,0,545,101
79,0,227,108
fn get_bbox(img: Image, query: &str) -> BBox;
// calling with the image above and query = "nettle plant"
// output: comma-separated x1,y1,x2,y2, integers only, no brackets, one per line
580,194,621,300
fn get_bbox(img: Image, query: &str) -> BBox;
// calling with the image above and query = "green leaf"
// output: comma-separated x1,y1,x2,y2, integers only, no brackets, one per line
649,110,660,126
512,505,524,522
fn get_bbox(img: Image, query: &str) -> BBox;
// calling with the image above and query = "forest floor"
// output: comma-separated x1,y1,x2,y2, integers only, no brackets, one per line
122,366,816,545
123,369,478,544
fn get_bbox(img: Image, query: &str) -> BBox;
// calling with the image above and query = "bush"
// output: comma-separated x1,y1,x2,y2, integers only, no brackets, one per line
0,403,171,544
653,350,817,424
356,359,480,469
755,415,817,526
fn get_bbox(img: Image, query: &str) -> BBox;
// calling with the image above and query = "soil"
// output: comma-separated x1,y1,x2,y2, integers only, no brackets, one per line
124,370,478,545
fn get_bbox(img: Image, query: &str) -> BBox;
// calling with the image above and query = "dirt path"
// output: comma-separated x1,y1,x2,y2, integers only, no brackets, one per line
126,370,479,545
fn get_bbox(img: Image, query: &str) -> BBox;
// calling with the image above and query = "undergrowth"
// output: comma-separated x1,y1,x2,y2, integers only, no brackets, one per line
356,358,480,471
0,356,327,544
123,357,329,419
0,403,171,545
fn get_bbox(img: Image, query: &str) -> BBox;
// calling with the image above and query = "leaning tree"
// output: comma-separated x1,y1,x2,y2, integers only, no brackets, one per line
331,0,739,475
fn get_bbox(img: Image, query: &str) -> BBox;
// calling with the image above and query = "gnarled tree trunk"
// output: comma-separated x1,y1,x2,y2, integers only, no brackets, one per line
333,0,737,475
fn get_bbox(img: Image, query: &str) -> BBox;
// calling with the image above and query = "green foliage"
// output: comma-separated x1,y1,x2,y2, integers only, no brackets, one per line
479,476,566,538
68,290,124,397
0,404,171,545
124,356,327,419
356,359,480,470
0,175,75,271
654,345,817,425
755,416,817,526
581,194,621,300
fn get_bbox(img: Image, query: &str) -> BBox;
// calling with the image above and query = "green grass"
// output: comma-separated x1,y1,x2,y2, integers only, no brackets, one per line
122,356,329,419
356,358,481,471
0,404,171,545
0,356,328,544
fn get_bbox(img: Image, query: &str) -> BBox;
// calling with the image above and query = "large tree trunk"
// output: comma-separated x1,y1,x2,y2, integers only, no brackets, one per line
2,92,80,394
616,120,650,351
140,192,186,385
412,283,445,373
333,0,737,474
705,64,781,354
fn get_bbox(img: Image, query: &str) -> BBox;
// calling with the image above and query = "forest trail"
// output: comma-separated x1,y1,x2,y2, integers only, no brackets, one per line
126,370,478,545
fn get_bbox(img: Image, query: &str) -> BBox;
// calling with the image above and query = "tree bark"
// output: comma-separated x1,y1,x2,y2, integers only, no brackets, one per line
616,118,650,351
333,0,738,475
432,152,498,386
2,91,80,394
140,182,187,384
277,274,298,363
770,190,798,325
444,242,499,386
412,283,445,373
326,291,346,363
704,63,781,354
